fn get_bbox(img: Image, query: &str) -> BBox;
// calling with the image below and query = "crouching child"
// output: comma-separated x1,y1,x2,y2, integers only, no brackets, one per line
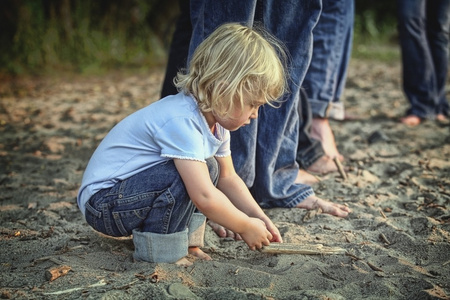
77,23,286,263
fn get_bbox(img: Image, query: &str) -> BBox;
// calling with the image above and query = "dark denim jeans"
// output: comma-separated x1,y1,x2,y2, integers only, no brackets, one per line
160,0,192,98
397,0,450,118
85,158,219,237
303,0,354,120
189,0,321,208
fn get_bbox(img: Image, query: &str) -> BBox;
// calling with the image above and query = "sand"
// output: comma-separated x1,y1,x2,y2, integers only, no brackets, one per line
0,58,449,300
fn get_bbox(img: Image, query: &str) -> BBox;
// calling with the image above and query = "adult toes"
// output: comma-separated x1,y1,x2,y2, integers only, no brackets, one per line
207,221,227,237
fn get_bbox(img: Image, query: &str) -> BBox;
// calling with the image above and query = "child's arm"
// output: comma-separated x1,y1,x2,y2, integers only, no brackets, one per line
174,158,276,250
214,155,282,243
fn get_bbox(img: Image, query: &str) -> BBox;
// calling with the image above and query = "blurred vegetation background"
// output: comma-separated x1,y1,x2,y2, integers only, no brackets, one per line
0,0,399,76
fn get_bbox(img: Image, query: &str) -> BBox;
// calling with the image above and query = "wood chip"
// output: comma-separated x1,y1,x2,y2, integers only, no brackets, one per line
45,265,72,281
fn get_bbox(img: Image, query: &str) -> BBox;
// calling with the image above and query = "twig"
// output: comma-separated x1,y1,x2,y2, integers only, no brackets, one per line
31,256,64,266
345,252,363,261
379,233,391,245
116,279,140,290
346,253,384,272
43,279,107,295
367,261,383,272
379,209,387,219
333,157,348,181
260,243,346,255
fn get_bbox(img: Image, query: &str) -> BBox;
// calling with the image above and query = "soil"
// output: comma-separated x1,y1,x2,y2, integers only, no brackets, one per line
0,58,449,300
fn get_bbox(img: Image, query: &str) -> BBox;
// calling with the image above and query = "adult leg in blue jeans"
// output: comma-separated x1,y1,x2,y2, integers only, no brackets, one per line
297,87,338,176
301,0,354,170
85,158,219,263
397,0,450,126
162,0,334,183
160,0,192,98
189,0,350,220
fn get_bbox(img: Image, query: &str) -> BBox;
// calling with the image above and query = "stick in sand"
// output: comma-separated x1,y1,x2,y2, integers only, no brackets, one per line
333,157,348,181
260,243,346,255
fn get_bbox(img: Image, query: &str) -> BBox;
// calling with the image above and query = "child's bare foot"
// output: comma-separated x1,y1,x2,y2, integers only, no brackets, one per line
296,195,351,217
188,246,212,260
311,118,344,162
207,220,242,240
436,114,448,123
400,115,421,126
306,155,338,175
295,169,320,185
175,257,193,266
175,247,211,266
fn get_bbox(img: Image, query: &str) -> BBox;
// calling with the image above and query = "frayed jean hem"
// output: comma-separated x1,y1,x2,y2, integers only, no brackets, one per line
258,185,315,209
297,142,325,170
283,188,316,208
310,99,345,120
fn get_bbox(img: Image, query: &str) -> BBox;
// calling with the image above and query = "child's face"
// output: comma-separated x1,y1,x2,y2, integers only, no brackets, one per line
215,97,264,131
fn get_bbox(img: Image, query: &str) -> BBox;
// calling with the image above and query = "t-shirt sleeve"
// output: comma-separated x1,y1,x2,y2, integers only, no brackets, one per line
215,127,231,157
154,117,206,162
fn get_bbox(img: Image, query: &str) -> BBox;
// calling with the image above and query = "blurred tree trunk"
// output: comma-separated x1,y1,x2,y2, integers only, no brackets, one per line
146,0,180,46
60,0,73,41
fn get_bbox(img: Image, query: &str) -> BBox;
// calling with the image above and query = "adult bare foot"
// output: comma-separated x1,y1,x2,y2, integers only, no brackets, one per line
295,169,320,185
400,115,421,126
296,195,351,218
207,220,242,240
436,114,448,123
311,118,344,162
306,155,338,175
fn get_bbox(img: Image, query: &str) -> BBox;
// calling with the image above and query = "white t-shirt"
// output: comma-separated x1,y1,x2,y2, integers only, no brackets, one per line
77,93,231,216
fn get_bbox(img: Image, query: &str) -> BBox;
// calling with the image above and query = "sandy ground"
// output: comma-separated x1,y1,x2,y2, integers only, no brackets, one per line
0,58,449,300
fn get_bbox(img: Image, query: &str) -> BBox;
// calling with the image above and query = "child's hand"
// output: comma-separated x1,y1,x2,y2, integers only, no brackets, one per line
265,219,283,243
240,217,273,250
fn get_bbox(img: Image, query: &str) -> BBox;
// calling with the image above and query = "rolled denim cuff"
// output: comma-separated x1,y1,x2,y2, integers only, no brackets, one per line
310,99,345,120
188,213,206,247
327,102,345,120
132,228,188,263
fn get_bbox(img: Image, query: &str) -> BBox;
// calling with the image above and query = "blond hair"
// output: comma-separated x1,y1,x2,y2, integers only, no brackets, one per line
175,23,287,118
